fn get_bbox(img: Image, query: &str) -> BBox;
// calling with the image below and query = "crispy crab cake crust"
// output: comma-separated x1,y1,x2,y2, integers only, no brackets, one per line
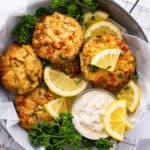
15,87,54,130
0,44,42,94
32,12,83,65
53,57,81,77
80,35,136,92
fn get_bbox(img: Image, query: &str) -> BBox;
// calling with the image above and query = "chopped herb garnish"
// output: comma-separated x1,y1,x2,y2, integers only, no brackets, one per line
74,78,82,84
91,15,95,20
41,59,52,67
53,93,60,98
39,82,47,88
132,74,139,80
117,73,123,79
124,86,129,90
106,65,112,70
84,22,91,29
88,64,99,72
60,55,68,61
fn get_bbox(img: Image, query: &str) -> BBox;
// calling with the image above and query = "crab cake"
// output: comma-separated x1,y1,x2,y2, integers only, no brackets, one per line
0,44,42,94
80,34,136,92
53,57,81,77
32,12,83,65
15,87,54,129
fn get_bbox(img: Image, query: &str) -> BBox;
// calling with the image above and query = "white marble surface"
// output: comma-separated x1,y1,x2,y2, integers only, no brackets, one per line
115,0,150,41
116,0,150,8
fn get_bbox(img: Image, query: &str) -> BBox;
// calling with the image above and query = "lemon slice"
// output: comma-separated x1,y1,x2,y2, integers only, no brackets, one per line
83,11,109,31
117,80,140,113
84,21,123,40
91,49,121,72
44,98,73,118
103,100,127,141
44,67,87,97
125,119,132,131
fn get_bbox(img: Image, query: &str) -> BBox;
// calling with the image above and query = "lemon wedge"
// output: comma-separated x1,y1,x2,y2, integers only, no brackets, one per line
44,67,87,97
117,80,140,112
91,49,121,72
83,11,109,31
125,119,132,131
44,98,73,118
84,21,123,40
103,100,127,141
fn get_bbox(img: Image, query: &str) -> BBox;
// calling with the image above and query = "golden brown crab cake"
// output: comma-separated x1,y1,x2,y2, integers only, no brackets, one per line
53,57,81,77
0,44,42,94
15,87,54,130
80,34,136,92
32,12,83,65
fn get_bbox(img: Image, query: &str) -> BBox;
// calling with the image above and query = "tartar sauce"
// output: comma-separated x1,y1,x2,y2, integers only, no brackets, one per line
71,89,115,140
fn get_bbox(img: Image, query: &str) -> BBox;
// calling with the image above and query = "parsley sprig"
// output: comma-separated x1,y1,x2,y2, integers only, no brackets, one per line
50,0,97,22
29,113,114,150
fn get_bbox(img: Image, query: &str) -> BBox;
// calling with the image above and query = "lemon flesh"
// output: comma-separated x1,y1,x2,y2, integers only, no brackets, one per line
44,67,87,97
84,21,122,40
103,100,128,141
83,11,109,31
91,49,121,72
125,119,132,131
117,80,140,112
44,98,73,118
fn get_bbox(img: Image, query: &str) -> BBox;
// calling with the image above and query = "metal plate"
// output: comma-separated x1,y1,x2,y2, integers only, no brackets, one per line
96,0,148,42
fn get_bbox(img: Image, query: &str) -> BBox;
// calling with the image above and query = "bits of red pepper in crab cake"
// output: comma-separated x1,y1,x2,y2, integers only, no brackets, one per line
15,87,54,130
80,34,136,92
32,12,83,65
0,44,43,94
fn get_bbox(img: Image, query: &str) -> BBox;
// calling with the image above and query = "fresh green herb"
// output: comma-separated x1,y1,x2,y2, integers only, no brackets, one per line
41,59,52,67
124,86,129,90
39,82,47,89
50,0,97,22
84,22,91,29
132,74,139,81
53,93,60,99
95,138,114,149
29,113,82,150
35,8,49,18
51,0,68,9
60,55,68,61
74,77,82,84
67,4,83,22
81,0,97,12
81,137,114,149
12,15,37,44
28,113,114,150
91,15,95,20
106,65,112,70
88,64,99,72
51,0,83,22
117,73,123,79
